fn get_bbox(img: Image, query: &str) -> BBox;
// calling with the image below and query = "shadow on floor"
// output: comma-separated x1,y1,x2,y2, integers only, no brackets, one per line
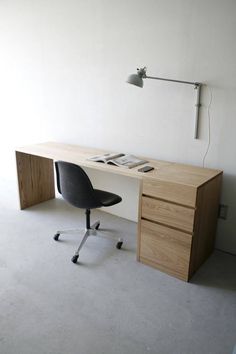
191,250,236,291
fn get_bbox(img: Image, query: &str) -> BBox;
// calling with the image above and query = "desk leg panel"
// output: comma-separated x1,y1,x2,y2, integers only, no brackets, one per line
137,180,143,261
16,152,55,209
188,173,222,277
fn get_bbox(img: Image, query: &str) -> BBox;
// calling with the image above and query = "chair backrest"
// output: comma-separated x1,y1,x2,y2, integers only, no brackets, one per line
55,161,102,209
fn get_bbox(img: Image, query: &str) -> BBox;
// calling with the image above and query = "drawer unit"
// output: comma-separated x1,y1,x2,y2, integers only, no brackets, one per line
142,196,195,233
138,191,195,281
140,220,192,281
138,174,222,281
142,179,196,207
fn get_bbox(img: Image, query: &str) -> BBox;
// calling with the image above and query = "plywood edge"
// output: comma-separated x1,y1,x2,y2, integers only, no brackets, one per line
136,180,143,261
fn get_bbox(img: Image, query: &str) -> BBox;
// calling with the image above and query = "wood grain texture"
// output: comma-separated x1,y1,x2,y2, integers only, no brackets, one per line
189,174,223,277
142,179,197,207
15,142,223,281
140,219,192,281
136,180,143,261
16,142,222,187
142,196,195,233
16,152,55,209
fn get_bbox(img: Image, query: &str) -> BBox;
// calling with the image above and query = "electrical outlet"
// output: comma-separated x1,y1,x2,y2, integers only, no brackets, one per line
218,204,228,220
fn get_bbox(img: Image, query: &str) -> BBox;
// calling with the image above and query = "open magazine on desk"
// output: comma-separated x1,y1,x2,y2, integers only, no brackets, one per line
88,152,148,169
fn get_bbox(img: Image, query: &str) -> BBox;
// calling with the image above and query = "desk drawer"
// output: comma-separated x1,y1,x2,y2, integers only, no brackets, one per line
140,219,192,281
142,196,195,233
142,179,196,207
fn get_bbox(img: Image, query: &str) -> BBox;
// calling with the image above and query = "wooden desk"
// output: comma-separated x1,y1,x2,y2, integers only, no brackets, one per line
15,142,222,281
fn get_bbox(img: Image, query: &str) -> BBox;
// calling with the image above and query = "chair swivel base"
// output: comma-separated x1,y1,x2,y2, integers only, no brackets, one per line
53,220,123,264
71,238,124,263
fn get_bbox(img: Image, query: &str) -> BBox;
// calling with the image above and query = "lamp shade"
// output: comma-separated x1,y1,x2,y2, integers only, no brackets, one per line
126,74,143,88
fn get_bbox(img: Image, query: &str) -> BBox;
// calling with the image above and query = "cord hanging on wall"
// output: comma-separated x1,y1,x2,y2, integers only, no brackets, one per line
127,67,202,139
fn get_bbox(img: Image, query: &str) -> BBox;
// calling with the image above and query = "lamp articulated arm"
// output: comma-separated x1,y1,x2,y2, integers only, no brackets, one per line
127,67,202,139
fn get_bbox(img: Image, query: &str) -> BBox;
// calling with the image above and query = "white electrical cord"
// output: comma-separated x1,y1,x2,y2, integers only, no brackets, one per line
202,86,213,167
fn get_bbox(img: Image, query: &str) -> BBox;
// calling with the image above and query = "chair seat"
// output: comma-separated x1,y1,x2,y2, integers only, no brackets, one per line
94,189,122,207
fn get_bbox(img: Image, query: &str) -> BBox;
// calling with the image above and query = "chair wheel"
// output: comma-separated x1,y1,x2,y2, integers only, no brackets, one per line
116,241,123,249
54,233,60,241
95,223,100,230
71,255,79,264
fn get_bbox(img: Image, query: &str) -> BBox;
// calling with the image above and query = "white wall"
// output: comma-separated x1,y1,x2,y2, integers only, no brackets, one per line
0,0,235,254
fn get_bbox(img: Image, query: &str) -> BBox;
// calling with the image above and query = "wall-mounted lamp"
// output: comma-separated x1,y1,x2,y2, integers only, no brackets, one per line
127,67,202,139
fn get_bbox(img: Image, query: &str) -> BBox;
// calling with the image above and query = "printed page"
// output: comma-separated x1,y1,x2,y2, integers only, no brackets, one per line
88,152,124,162
109,155,148,168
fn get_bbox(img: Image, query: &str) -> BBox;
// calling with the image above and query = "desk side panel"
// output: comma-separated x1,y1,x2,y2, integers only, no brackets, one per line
137,180,143,261
16,152,55,209
189,173,222,277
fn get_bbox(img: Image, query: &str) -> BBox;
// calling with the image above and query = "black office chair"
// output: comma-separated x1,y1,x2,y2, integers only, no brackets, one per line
53,161,123,263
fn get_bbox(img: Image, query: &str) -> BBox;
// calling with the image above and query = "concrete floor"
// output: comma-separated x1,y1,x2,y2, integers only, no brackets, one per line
0,177,236,354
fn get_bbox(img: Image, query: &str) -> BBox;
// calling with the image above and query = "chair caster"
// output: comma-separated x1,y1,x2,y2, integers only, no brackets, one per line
71,255,79,264
116,241,123,249
54,233,60,241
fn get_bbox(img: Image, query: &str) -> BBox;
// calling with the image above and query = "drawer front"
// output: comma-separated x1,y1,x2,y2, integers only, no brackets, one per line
142,196,195,233
142,179,196,207
140,219,192,281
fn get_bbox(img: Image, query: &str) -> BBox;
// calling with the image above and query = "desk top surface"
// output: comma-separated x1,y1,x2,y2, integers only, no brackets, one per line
16,142,222,188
